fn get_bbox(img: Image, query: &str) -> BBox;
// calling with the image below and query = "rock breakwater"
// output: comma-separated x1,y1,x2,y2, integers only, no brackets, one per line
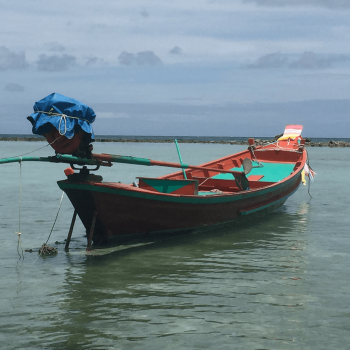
0,136,349,147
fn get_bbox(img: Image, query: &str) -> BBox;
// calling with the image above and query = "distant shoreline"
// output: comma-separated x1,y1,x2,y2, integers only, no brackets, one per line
0,136,349,147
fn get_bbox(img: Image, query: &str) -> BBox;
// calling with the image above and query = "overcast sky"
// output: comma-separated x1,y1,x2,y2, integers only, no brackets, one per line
1,0,349,137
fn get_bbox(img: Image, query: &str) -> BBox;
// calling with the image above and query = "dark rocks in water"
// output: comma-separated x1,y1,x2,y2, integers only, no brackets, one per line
38,243,58,256
0,136,44,142
274,133,283,140
327,140,350,147
1,136,349,147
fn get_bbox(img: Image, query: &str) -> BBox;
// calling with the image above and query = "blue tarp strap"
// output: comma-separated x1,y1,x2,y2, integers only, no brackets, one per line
35,109,91,136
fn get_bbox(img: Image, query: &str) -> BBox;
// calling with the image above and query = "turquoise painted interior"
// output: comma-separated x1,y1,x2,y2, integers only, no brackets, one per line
142,178,193,193
212,162,295,183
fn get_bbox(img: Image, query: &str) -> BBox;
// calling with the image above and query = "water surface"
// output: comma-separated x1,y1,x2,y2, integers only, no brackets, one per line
0,141,349,349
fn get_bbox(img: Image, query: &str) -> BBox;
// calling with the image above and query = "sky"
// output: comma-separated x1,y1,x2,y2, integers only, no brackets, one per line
0,0,350,137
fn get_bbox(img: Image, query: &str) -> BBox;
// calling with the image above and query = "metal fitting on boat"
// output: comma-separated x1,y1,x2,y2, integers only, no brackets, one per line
248,138,255,150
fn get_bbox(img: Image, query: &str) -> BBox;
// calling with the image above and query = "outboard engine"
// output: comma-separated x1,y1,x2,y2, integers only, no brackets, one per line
27,93,96,158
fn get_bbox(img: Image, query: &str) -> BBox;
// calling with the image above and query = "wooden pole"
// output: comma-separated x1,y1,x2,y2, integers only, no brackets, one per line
174,139,187,179
86,211,98,251
92,153,246,177
65,210,77,251
0,153,247,178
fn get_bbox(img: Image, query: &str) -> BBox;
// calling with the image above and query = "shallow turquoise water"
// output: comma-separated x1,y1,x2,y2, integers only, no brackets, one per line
0,141,349,350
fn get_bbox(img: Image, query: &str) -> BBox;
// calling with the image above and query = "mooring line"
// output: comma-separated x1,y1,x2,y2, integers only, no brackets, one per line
17,158,24,260
1,135,63,160
305,149,313,199
45,191,65,245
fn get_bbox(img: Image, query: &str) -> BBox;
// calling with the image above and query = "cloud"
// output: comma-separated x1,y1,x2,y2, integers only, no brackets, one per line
245,52,288,69
140,9,149,18
289,51,330,69
245,51,350,70
118,51,162,66
84,56,106,66
118,52,133,66
36,53,76,71
47,41,66,52
290,51,350,69
4,83,24,92
87,100,350,138
169,46,182,55
242,0,350,9
0,46,27,71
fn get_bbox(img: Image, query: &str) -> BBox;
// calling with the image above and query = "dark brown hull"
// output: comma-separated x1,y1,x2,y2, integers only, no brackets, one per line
58,169,302,244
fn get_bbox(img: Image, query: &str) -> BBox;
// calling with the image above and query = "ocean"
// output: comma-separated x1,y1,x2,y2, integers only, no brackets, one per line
0,140,349,349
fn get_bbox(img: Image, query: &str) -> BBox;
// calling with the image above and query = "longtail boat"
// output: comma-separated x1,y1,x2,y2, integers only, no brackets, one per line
58,129,308,248
0,94,313,250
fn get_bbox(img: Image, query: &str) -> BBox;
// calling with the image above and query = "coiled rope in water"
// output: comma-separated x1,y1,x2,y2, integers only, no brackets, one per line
38,243,58,255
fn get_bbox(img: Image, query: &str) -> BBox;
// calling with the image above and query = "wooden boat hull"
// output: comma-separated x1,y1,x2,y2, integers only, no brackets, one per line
58,159,303,244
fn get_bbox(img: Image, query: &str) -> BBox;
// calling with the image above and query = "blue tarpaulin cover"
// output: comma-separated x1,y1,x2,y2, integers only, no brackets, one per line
27,93,96,139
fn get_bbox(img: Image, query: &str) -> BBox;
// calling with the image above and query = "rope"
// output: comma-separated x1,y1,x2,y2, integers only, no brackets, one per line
35,109,91,136
305,148,313,198
199,177,210,186
45,192,65,245
18,158,22,233
2,135,64,160
249,146,264,168
10,161,65,259
254,146,302,153
252,140,302,153
16,158,24,259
